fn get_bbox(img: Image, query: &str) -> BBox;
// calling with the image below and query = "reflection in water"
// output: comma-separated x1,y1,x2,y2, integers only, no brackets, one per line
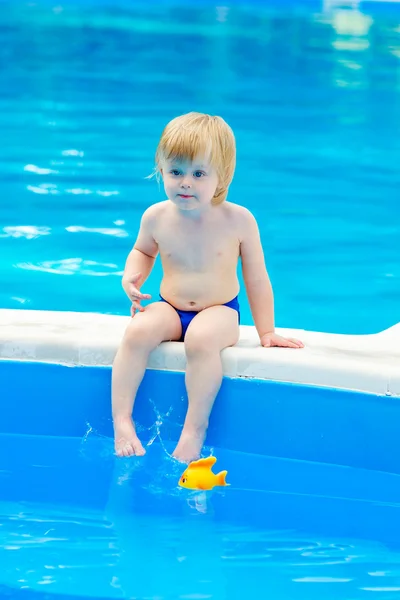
65,225,128,237
24,164,58,175
26,184,59,195
17,258,123,276
0,226,51,239
26,184,120,196
62,149,85,157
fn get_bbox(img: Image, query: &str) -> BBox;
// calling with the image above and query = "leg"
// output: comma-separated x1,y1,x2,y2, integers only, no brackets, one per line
172,305,240,462
112,302,181,457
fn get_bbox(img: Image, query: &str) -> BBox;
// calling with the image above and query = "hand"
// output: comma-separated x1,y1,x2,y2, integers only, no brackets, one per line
124,272,151,316
261,331,304,349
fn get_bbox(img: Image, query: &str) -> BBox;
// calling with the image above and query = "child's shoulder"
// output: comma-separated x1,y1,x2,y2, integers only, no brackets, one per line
141,200,170,222
224,202,256,223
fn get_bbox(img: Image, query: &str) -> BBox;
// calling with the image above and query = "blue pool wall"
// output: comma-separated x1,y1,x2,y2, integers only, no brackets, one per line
1,359,398,475
3,358,400,548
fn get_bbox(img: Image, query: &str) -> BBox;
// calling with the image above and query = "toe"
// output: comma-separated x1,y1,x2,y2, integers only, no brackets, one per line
133,441,146,456
115,435,145,458
115,443,124,457
124,444,134,457
115,438,130,457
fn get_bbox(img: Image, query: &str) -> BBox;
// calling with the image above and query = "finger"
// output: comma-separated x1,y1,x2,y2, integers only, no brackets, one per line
129,274,151,299
132,300,145,312
279,340,301,348
131,293,151,300
265,339,298,348
135,305,145,313
129,288,151,301
288,338,304,348
129,288,141,299
262,339,271,347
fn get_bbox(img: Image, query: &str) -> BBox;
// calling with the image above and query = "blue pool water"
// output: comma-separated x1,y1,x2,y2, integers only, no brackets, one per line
1,360,400,599
1,1,399,334
2,437,400,600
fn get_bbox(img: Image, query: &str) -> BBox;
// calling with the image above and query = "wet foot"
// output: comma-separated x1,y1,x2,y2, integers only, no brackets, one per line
114,417,146,457
172,429,205,463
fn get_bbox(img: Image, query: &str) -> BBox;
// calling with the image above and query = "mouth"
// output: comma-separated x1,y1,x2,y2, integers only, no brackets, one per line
178,194,194,199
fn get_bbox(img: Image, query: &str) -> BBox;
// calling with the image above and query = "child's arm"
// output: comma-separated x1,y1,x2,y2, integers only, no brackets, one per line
122,207,159,313
239,209,303,348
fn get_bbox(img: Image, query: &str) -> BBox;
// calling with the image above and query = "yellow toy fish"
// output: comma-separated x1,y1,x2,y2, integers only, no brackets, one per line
178,456,229,491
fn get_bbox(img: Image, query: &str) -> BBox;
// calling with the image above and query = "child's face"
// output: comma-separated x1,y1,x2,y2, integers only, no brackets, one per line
162,157,219,211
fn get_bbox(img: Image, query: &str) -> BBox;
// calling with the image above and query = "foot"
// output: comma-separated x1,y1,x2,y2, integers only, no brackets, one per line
172,429,205,463
113,416,146,457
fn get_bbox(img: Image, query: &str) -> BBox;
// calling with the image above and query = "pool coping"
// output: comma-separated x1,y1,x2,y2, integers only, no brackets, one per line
0,308,399,396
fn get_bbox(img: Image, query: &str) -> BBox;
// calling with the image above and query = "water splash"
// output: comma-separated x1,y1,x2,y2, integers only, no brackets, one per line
143,397,215,460
140,396,176,456
79,422,113,459
81,422,93,446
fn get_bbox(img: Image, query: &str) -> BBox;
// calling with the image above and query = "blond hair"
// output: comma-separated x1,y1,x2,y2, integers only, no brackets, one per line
155,112,236,205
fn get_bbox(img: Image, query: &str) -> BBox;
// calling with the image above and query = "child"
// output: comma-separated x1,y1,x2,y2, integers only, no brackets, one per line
112,112,304,462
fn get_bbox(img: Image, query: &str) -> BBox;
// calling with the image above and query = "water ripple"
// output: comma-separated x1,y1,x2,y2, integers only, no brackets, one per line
17,258,123,276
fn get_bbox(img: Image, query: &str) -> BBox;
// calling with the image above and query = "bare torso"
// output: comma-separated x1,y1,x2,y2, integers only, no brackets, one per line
151,201,241,310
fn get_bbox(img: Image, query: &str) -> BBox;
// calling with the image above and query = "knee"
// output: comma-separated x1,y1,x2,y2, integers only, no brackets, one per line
184,330,219,359
123,318,156,350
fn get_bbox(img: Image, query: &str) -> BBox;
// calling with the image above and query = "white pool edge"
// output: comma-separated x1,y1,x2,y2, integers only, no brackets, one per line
0,308,399,396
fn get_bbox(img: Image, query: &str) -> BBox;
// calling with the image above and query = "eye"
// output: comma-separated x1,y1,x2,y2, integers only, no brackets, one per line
182,477,187,483
193,171,205,178
170,169,181,176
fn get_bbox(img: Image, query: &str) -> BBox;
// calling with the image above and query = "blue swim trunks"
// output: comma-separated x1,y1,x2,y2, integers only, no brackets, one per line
159,295,240,341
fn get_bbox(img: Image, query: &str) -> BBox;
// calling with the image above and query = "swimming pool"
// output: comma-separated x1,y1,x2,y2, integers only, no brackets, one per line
1,0,399,334
1,0,400,598
1,308,400,599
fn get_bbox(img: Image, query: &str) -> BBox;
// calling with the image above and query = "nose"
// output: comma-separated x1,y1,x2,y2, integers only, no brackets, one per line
180,175,192,189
